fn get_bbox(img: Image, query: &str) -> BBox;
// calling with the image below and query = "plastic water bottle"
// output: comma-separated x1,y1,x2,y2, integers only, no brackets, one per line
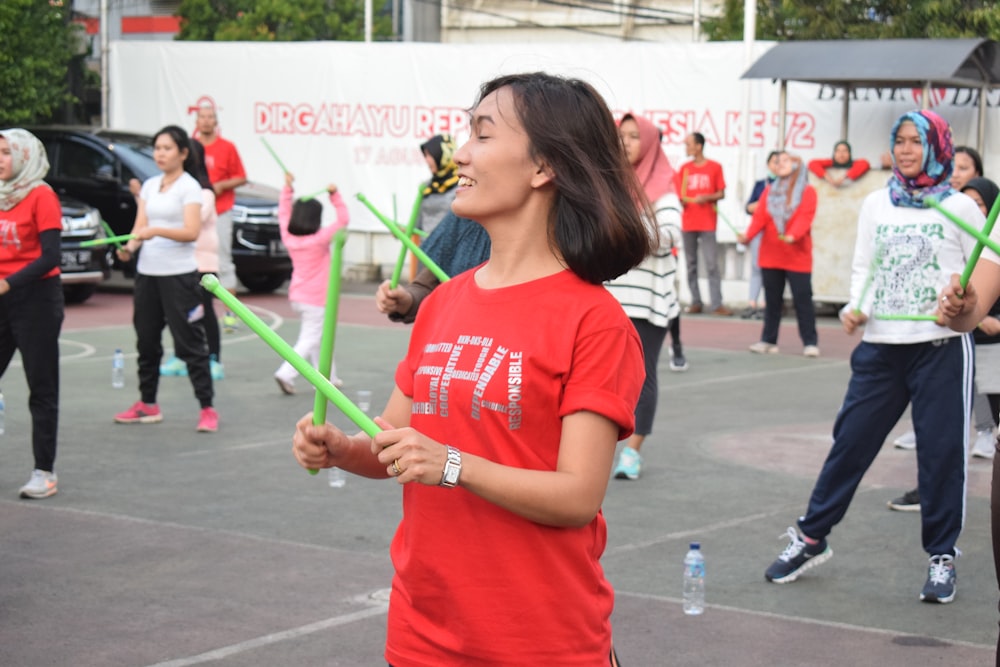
328,467,346,488
683,542,705,615
0,390,5,435
111,349,125,389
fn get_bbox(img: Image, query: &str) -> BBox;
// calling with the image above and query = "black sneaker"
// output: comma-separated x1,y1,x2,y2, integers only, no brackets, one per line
669,350,689,372
765,527,833,583
920,554,956,603
887,488,920,512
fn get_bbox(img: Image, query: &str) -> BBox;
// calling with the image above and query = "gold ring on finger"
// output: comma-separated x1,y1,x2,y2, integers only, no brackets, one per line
392,459,403,476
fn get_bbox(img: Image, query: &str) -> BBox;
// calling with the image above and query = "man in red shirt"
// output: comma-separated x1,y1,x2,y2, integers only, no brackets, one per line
677,132,731,316
196,104,247,328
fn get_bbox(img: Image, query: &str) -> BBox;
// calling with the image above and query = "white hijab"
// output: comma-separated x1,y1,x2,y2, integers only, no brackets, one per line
0,128,50,211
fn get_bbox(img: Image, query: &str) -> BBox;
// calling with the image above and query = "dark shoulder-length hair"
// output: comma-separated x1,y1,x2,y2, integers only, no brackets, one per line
474,72,657,284
152,125,197,175
185,139,213,190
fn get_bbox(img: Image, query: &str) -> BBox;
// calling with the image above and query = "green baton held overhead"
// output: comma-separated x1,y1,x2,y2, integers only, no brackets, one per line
199,274,381,438
260,136,290,174
356,193,450,283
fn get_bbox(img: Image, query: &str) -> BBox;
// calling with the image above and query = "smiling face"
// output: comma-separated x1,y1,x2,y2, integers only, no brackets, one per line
0,137,12,182
950,151,979,190
451,86,549,224
618,118,642,167
893,121,924,180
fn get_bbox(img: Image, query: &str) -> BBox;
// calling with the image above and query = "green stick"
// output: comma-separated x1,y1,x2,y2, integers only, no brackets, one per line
874,314,940,321
853,242,883,316
200,274,381,440
356,193,450,283
927,199,1000,270
100,220,122,249
390,186,426,289
414,228,429,239
946,194,1000,288
714,205,740,235
308,229,350,474
70,233,137,248
299,188,330,202
260,136,289,174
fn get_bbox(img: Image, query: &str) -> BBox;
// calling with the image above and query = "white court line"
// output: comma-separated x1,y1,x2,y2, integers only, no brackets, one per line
143,605,389,667
56,304,284,365
604,511,780,556
668,358,846,390
616,590,994,651
2,500,365,556
177,438,288,457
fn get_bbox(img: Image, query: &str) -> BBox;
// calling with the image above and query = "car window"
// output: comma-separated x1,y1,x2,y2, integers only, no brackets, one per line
60,140,116,180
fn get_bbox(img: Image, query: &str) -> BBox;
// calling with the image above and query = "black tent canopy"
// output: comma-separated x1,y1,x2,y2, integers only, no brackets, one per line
741,38,1000,151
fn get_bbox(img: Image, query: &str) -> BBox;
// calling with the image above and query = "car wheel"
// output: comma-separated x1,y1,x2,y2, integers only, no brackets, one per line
237,271,289,293
63,284,98,304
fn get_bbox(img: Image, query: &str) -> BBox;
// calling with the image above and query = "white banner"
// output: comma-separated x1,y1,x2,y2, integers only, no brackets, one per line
111,40,998,298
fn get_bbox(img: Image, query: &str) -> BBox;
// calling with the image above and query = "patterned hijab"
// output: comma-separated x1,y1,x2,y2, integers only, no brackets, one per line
887,110,954,208
421,134,459,195
0,128,50,211
621,112,676,202
766,154,808,235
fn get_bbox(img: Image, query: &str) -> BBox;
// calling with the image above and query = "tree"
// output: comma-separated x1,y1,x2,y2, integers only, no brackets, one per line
176,0,394,42
703,0,1000,41
0,0,76,124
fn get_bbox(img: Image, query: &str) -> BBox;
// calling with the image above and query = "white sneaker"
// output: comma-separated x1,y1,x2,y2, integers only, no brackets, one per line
972,429,996,459
803,345,820,358
749,341,779,354
893,431,917,450
19,469,58,499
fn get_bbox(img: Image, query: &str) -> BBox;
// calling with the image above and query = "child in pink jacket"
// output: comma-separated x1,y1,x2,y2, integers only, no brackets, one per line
273,172,349,394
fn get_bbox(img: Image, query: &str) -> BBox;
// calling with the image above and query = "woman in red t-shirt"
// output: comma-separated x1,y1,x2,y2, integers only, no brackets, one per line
808,140,871,188
292,73,654,666
0,129,64,499
738,151,820,357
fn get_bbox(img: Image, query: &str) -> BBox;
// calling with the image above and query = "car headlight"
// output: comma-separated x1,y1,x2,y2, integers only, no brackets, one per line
62,207,102,233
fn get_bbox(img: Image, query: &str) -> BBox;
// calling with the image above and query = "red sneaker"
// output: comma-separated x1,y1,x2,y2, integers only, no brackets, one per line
114,401,163,424
196,407,219,433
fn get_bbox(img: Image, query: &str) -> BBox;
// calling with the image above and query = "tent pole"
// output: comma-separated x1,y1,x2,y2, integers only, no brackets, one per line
841,87,849,141
921,82,930,110
978,84,987,155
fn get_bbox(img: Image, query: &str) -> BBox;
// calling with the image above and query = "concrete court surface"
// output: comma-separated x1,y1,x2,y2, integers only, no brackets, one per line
1,282,997,666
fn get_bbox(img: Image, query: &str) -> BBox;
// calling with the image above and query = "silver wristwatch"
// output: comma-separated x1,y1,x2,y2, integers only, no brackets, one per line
440,446,462,488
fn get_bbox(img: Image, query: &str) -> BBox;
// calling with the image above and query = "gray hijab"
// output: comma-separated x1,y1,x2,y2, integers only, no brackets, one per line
0,129,50,211
767,156,808,234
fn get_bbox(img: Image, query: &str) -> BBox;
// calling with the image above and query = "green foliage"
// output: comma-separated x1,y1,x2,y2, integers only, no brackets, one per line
0,0,76,124
176,0,394,42
704,0,1000,41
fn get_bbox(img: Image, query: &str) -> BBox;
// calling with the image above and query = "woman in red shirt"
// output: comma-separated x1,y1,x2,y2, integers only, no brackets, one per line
0,129,64,499
738,151,819,357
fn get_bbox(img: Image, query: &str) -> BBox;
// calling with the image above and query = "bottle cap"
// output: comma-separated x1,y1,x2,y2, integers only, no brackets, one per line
689,542,701,549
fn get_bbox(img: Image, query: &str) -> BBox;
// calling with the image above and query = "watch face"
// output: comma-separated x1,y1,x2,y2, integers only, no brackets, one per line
444,465,460,485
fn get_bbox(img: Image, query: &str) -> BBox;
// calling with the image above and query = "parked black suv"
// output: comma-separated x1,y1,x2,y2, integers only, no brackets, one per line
30,126,291,293
59,194,111,303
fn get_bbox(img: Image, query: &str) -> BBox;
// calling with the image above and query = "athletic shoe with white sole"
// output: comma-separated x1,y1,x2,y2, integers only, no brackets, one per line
920,554,956,604
893,431,916,450
19,469,58,499
887,488,921,512
972,429,996,459
765,526,832,583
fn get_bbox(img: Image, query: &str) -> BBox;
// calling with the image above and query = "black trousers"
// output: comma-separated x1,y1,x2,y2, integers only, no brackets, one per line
198,272,221,360
133,272,213,408
760,268,818,347
0,276,63,471
631,317,668,436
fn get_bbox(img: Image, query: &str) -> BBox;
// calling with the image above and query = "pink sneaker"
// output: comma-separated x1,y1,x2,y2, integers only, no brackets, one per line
114,401,163,424
196,407,219,433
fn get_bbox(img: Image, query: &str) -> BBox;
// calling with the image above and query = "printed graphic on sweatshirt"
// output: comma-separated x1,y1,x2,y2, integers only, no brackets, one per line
873,223,944,315
412,334,524,431
0,218,22,251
